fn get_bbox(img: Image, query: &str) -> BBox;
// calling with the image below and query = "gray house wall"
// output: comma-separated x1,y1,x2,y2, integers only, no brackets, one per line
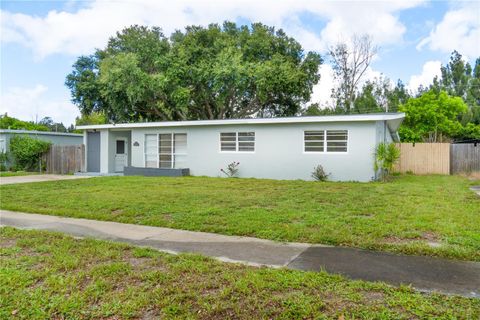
0,130,83,152
123,121,380,181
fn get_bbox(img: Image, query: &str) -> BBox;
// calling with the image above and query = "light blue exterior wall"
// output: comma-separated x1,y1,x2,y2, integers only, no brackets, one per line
118,121,382,181
0,130,83,153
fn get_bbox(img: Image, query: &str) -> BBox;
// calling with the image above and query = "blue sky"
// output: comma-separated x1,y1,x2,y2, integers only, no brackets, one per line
1,0,479,126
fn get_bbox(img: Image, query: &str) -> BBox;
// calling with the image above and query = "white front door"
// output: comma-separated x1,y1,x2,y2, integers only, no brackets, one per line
115,139,127,172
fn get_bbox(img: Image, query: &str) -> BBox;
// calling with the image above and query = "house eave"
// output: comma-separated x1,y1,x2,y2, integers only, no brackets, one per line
77,113,406,130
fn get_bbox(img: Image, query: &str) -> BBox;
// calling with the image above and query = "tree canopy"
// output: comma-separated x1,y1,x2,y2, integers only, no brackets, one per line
66,23,322,123
399,89,468,142
0,114,49,131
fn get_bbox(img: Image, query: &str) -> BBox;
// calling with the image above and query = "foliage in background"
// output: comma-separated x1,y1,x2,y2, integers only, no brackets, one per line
66,22,322,122
75,112,108,126
37,117,68,132
0,114,49,131
329,35,377,113
0,152,8,171
374,142,400,181
9,135,51,171
220,161,240,178
436,51,480,126
399,90,468,142
311,164,330,181
304,50,479,141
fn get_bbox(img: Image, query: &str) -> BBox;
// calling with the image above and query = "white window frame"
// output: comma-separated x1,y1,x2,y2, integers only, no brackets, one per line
303,129,349,154
219,131,255,153
144,133,188,169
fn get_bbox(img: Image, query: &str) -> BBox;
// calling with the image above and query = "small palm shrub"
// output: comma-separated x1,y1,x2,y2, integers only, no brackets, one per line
374,142,400,181
311,165,330,181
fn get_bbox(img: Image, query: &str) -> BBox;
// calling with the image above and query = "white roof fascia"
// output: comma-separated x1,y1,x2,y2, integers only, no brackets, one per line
0,129,82,137
77,113,405,130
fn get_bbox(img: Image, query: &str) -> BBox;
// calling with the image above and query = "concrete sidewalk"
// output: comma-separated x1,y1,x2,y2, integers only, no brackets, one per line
1,210,479,298
0,174,91,185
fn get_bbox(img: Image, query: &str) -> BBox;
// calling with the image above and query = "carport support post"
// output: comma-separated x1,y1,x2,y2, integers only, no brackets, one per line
100,129,110,174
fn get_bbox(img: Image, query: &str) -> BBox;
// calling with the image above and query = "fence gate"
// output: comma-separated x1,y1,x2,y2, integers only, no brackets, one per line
450,143,480,174
43,144,85,174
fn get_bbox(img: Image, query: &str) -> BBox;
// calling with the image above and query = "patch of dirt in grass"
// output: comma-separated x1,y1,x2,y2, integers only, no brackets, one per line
0,238,17,248
383,236,412,245
162,213,174,222
111,208,124,216
383,232,442,248
140,309,160,320
361,290,386,303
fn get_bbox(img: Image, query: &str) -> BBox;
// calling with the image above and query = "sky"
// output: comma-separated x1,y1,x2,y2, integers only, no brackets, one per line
1,0,479,126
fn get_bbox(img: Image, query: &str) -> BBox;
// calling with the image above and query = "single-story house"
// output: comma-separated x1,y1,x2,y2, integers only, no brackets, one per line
77,113,405,181
0,129,83,153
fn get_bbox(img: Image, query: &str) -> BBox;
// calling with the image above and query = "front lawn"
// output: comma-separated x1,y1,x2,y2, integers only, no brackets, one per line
1,175,479,261
1,228,478,319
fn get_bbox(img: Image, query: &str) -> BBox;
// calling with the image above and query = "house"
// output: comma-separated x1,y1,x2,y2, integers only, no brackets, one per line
0,129,83,153
77,113,405,181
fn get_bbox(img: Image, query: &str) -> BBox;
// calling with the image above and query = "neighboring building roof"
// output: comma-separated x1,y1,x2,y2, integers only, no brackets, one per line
77,113,405,131
0,129,83,137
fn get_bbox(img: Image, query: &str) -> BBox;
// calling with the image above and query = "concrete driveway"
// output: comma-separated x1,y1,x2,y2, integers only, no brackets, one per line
0,174,91,185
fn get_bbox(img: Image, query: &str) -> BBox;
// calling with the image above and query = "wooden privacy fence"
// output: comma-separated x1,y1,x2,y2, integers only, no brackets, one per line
394,143,480,175
394,143,451,175
43,144,85,174
451,143,480,174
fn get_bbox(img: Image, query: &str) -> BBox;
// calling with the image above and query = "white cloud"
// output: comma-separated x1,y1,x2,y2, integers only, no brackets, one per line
310,64,337,107
417,3,480,57
0,85,79,125
407,60,441,92
1,0,425,59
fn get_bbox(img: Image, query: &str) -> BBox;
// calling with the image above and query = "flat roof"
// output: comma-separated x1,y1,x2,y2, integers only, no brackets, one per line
0,129,83,137
77,113,405,130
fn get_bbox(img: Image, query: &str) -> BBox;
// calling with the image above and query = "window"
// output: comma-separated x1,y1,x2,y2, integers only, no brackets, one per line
220,132,255,152
116,140,125,154
326,130,348,152
145,133,187,168
304,131,324,152
145,134,157,168
304,130,348,153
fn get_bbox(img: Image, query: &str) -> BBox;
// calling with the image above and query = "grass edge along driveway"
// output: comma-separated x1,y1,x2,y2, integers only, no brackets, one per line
0,174,479,261
1,227,479,319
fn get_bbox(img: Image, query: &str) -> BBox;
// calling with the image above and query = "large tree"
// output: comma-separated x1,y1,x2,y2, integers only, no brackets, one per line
329,34,377,113
436,51,480,126
66,23,322,122
399,89,468,142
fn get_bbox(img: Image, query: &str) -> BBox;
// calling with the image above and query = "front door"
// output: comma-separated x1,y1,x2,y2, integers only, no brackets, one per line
115,139,127,172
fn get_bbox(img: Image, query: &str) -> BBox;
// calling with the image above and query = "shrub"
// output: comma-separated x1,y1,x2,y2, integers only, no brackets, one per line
374,142,400,181
221,161,240,178
0,151,8,171
9,135,51,171
311,165,330,181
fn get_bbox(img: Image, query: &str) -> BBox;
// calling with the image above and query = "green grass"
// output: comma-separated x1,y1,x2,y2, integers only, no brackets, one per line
0,171,40,177
1,227,478,319
1,175,479,261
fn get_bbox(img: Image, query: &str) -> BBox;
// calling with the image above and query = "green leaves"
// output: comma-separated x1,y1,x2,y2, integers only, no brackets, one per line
66,22,322,122
399,89,469,142
9,135,51,171
374,143,400,181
